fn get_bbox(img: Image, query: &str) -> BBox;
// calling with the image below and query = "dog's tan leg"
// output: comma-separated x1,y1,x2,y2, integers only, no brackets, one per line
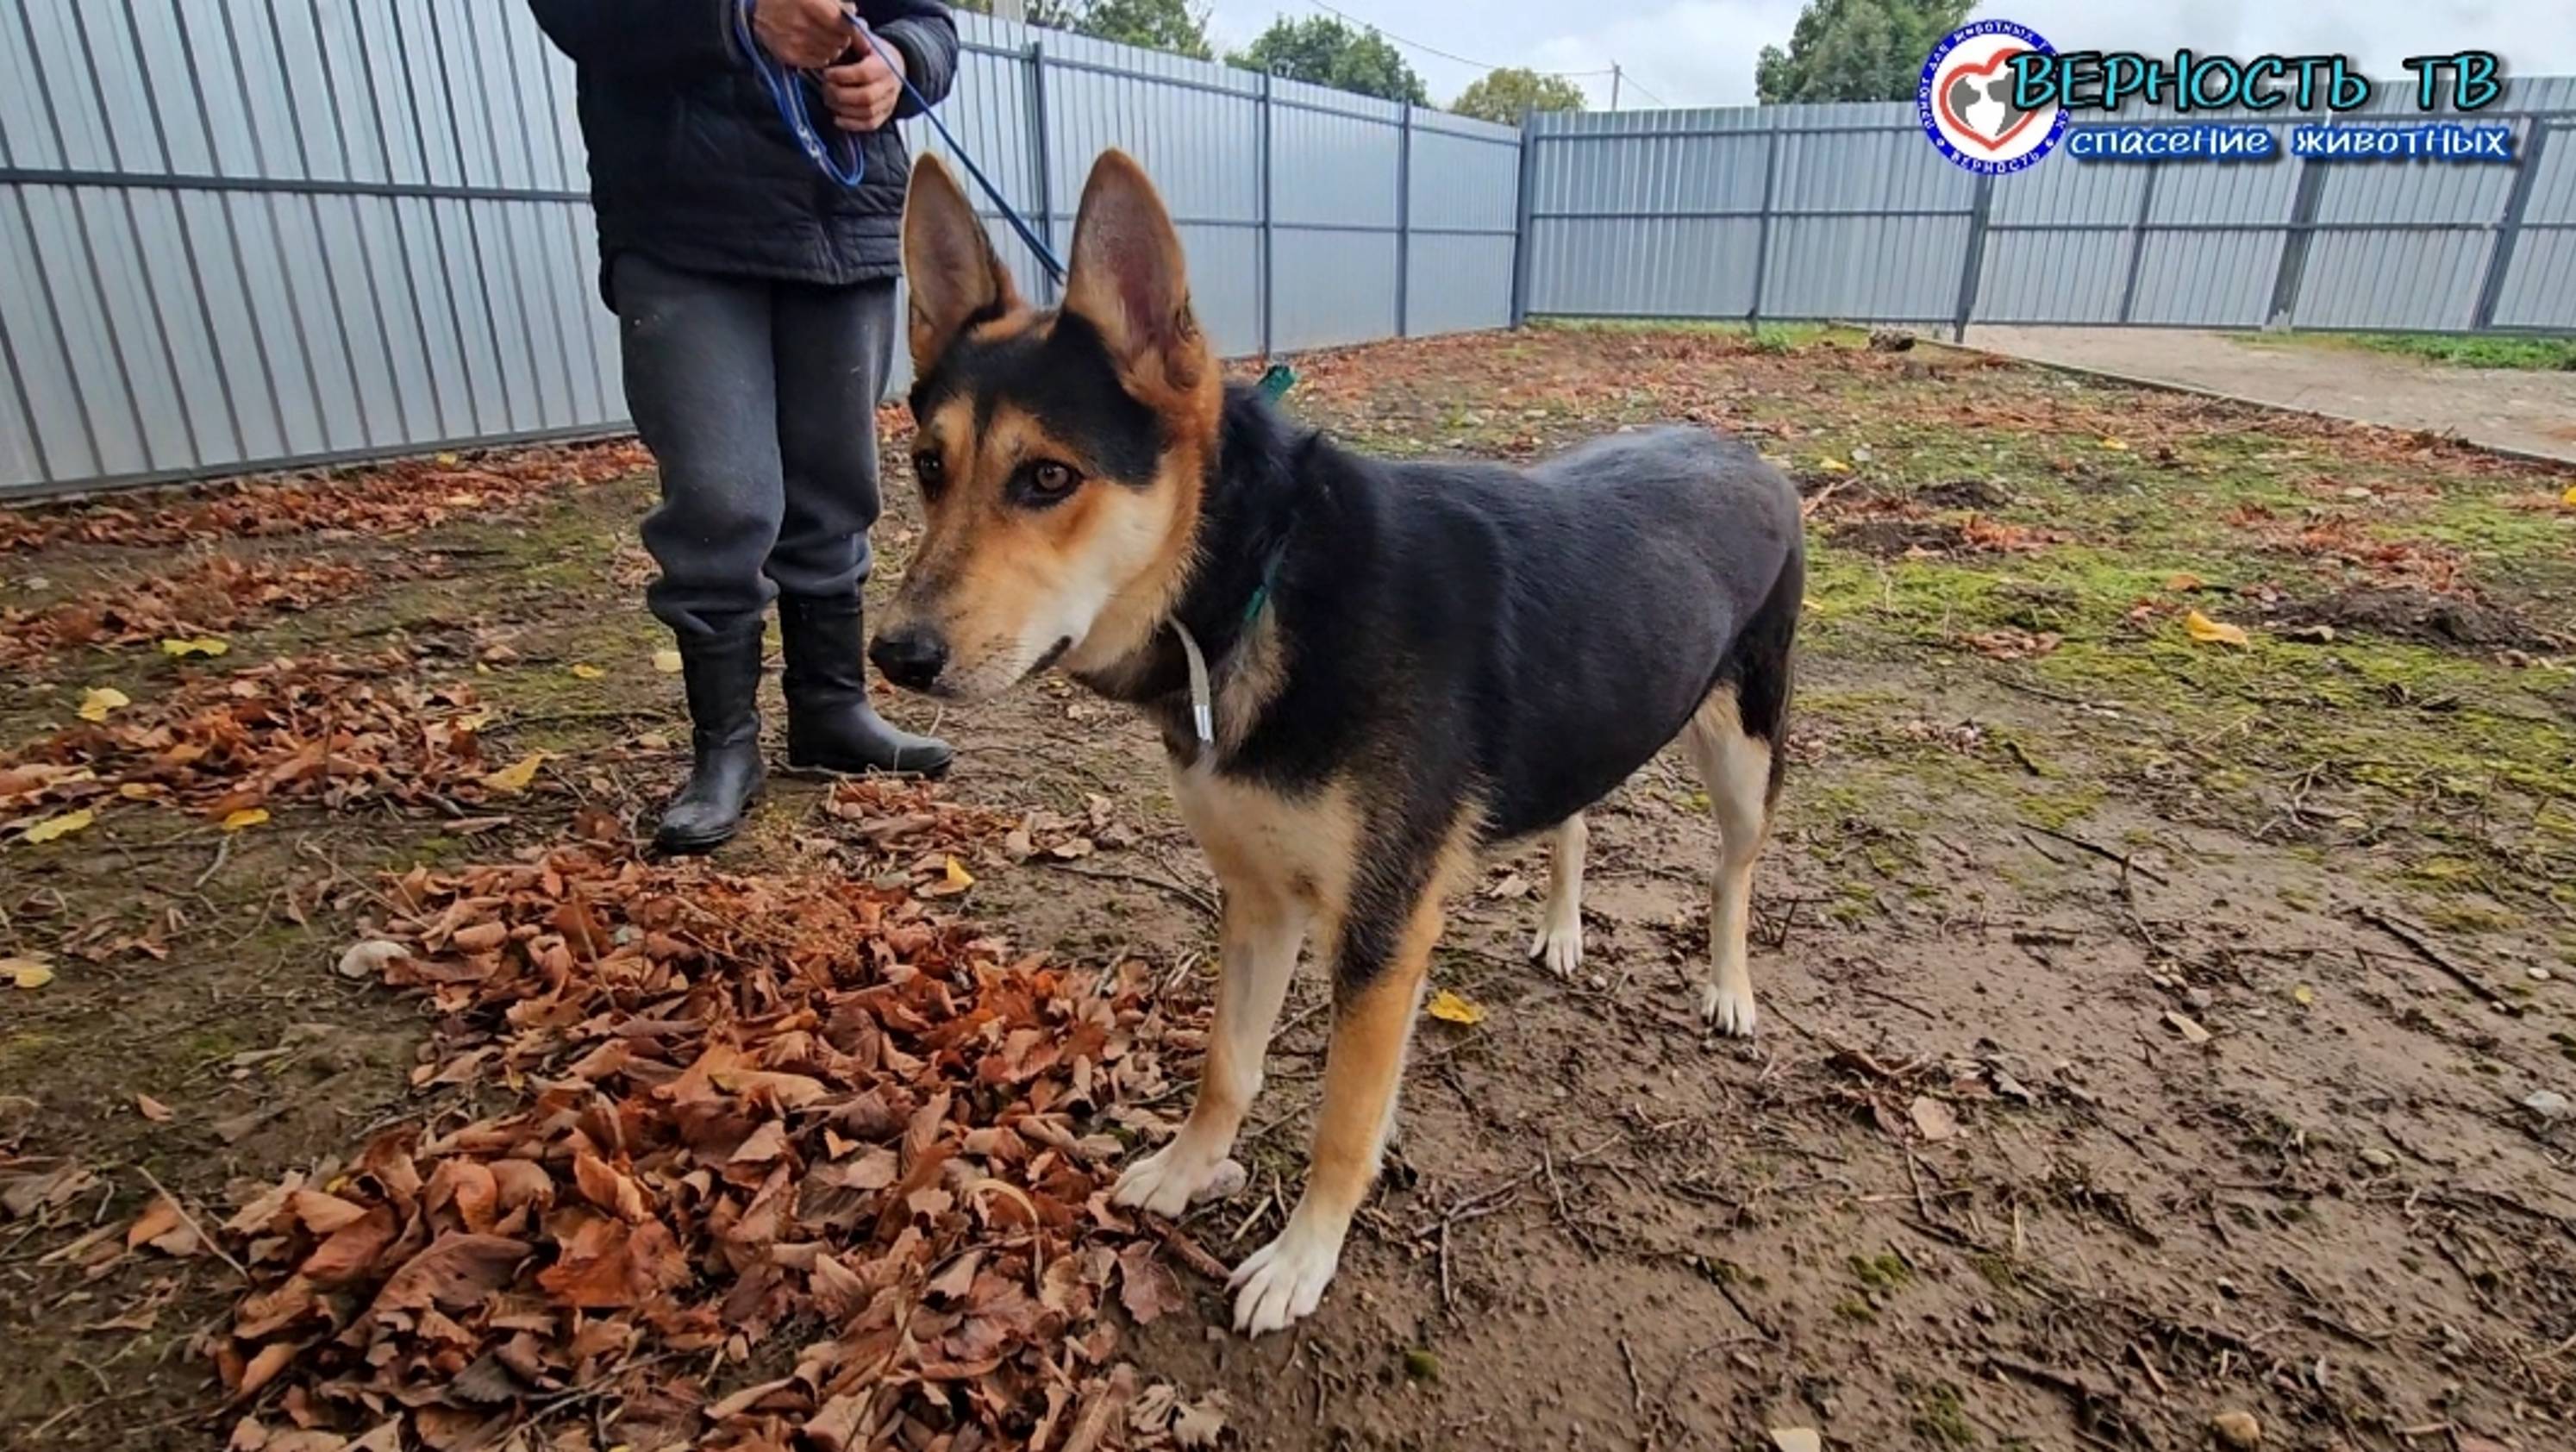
1229,870,1450,1335
1114,885,1307,1217
1528,812,1587,979
1685,687,1773,1036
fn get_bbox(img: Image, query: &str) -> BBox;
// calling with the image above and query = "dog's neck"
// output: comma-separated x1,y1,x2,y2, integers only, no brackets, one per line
1072,385,1316,744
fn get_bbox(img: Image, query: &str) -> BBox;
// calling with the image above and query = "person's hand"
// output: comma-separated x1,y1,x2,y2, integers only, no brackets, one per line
751,0,852,70
822,34,906,132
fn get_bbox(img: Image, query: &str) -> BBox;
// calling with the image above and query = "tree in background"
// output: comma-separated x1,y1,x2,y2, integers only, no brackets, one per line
1225,16,1428,105
950,0,1214,60
1450,67,1587,123
1754,0,1970,104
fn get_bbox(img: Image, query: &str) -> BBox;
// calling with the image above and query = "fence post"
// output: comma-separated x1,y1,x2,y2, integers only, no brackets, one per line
1948,172,1993,342
2115,165,2160,324
1509,116,1538,327
2471,118,2550,331
1024,40,1056,304
1747,119,1781,327
1394,101,1412,338
1258,70,1274,359
2266,158,2327,330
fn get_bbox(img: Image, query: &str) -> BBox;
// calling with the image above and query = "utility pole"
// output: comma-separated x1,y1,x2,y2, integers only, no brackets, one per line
1610,62,1622,110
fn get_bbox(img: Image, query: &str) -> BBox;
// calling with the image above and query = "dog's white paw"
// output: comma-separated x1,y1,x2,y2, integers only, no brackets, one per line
1112,1143,1247,1219
1529,920,1584,979
1701,979,1759,1038
1228,1216,1345,1336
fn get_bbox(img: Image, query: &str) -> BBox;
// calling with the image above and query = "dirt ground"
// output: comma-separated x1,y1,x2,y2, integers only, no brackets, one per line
1963,326,2576,464
3,324,2573,1452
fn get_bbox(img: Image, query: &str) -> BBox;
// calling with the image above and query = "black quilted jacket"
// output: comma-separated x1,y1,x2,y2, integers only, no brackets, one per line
527,0,960,300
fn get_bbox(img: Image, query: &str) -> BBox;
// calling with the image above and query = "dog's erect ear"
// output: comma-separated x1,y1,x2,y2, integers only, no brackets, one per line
1063,150,1205,393
903,153,1021,368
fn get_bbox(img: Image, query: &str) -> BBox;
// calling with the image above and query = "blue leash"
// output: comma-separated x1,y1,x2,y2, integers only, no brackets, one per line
733,2,1067,284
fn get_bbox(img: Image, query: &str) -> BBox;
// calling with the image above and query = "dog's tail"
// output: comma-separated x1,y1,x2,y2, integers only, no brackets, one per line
1718,541,1802,805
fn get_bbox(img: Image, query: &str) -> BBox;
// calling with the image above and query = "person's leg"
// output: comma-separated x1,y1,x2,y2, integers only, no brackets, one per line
767,277,952,776
616,253,781,850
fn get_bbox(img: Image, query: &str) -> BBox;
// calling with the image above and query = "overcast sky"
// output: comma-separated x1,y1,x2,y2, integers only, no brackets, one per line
1197,0,2576,111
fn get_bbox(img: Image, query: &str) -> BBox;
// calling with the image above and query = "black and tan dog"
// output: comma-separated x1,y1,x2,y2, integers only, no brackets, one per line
872,151,1803,1335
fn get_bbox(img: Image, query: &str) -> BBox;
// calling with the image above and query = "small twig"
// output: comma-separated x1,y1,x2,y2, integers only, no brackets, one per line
1147,1219,1231,1281
1711,1273,1779,1342
1853,982,1939,1021
1043,861,1220,922
192,832,233,890
2353,906,2517,1015
2022,823,2169,886
2126,1342,2169,1396
1618,1337,1647,1415
133,1166,248,1282
1985,1354,2135,1437
1538,1145,1598,1257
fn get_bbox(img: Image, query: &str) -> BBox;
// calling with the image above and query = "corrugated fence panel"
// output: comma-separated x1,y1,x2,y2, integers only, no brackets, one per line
6,0,2570,499
1772,103,1975,322
1527,84,2573,337
1268,81,1400,352
2492,112,2576,328
1405,111,1520,335
1,4,1526,493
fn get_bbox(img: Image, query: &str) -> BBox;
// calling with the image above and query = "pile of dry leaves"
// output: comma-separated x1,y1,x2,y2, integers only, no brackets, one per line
2,651,502,837
0,441,650,555
212,802,1226,1452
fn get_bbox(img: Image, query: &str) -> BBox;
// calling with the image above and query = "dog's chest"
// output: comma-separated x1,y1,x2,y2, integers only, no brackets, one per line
1168,768,1356,915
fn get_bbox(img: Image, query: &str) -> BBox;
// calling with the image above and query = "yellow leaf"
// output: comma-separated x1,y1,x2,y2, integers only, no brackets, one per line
159,636,230,659
479,753,547,796
1426,989,1486,1026
570,663,605,680
652,649,683,675
118,783,154,800
1815,457,1852,474
435,452,460,466
943,856,975,889
2098,437,2130,452
2164,573,2204,592
78,686,131,723
221,807,271,833
453,708,496,733
2292,984,2317,1007
2183,610,2249,648
3,956,55,990
22,808,95,844
2560,484,2576,508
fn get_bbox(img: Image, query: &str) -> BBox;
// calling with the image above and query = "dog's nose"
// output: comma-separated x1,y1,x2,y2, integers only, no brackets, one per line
869,623,949,691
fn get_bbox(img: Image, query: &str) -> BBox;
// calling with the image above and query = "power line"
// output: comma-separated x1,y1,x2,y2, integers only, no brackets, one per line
1620,72,1672,108
1297,0,1615,81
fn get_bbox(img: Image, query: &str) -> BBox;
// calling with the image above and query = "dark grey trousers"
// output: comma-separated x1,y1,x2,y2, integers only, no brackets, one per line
614,252,897,637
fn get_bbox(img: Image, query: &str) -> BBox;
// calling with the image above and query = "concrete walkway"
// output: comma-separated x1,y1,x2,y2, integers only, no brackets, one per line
1961,326,2576,463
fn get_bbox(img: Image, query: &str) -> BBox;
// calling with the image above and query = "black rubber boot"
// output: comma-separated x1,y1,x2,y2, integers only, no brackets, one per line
653,622,766,855
778,593,953,778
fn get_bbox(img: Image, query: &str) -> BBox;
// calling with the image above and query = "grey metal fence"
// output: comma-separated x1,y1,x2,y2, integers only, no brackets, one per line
0,5,1522,498
1521,76,2576,337
3,4,2570,501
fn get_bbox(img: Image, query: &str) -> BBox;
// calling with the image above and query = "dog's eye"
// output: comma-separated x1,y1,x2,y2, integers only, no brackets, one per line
1032,461,1076,493
914,447,945,492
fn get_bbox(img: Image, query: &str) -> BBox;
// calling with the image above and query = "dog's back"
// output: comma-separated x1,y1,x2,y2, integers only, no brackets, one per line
1263,422,1801,843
